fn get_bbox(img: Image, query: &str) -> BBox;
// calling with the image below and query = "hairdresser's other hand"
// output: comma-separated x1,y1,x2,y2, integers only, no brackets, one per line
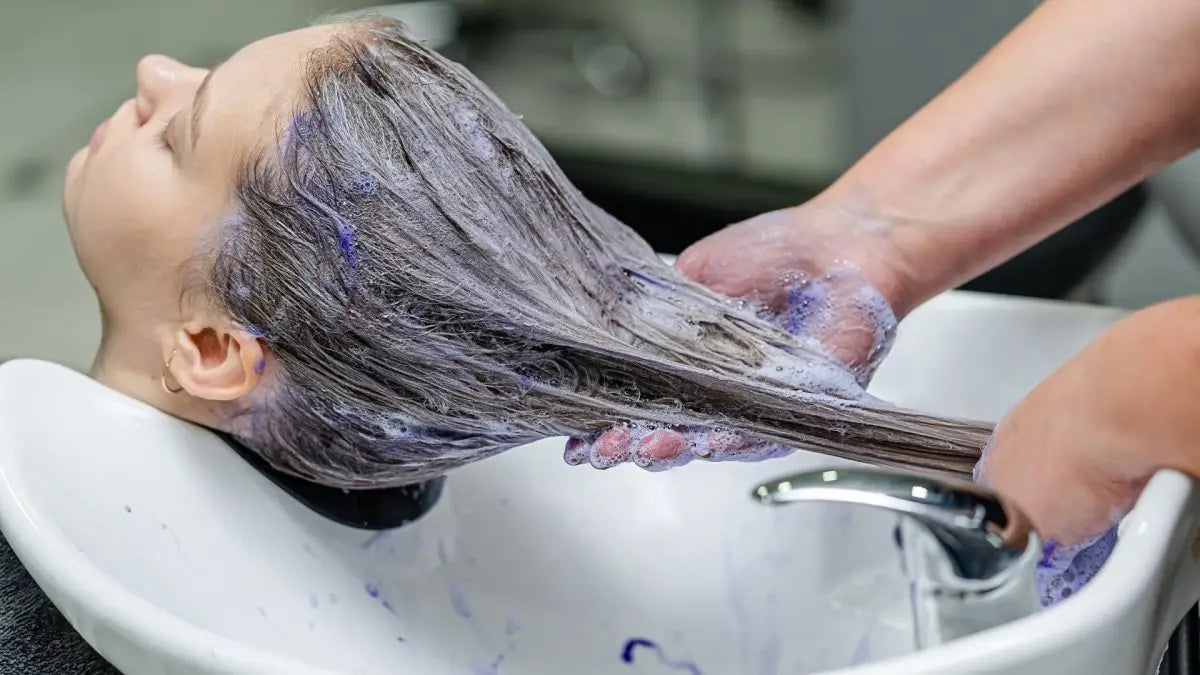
975,297,1200,605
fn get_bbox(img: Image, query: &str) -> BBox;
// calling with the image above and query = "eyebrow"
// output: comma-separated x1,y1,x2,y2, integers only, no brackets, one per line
189,60,225,148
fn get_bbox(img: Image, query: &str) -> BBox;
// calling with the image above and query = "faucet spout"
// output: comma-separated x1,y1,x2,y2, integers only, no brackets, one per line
752,466,1042,648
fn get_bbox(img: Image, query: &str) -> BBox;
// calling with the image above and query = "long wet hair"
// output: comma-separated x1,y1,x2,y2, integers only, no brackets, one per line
204,17,991,489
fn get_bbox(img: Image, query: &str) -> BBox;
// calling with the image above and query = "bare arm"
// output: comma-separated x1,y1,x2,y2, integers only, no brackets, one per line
829,0,1200,312
982,296,1200,545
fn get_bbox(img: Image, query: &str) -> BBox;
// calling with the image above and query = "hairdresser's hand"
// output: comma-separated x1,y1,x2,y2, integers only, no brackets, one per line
674,198,916,380
564,197,918,471
976,297,1200,605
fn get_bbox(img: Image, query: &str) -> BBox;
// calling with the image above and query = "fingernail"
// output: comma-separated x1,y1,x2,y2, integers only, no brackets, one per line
563,437,589,465
635,430,687,462
589,428,632,469
633,430,693,471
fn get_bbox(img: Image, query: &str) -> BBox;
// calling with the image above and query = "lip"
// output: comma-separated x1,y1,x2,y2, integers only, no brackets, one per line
88,117,111,154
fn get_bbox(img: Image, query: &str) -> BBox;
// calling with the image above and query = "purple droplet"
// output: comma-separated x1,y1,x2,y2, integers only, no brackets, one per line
336,218,358,269
365,582,381,598
353,171,378,196
448,582,472,619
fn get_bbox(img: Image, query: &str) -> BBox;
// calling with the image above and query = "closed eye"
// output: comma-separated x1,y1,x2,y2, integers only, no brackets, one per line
155,117,172,151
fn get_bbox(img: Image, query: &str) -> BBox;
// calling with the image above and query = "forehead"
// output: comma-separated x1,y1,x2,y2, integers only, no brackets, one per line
196,24,347,177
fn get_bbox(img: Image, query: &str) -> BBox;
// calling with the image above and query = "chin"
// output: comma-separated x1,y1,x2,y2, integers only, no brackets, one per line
62,147,86,225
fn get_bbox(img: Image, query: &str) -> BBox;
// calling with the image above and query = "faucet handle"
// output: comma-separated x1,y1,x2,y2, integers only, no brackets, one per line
752,466,1043,648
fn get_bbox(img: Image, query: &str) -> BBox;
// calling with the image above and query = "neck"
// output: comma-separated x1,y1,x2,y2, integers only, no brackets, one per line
90,321,228,431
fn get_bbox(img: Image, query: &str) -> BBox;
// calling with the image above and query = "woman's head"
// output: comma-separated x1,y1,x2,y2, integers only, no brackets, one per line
64,17,626,484
63,24,342,411
63,17,989,488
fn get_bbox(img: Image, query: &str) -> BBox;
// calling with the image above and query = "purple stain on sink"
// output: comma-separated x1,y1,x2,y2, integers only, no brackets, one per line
757,634,780,675
849,627,872,665
449,582,472,619
470,653,505,675
158,523,182,551
621,638,702,674
365,582,381,599
362,531,388,551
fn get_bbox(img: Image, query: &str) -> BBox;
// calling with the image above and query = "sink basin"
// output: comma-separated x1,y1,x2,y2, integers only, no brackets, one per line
1,290,1198,674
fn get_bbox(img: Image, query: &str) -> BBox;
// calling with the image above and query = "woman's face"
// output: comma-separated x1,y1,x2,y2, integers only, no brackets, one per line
61,24,342,415
64,24,338,328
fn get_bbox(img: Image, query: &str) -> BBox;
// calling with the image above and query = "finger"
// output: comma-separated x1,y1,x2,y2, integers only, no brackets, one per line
691,428,794,463
632,429,693,471
590,427,633,469
694,428,751,459
563,436,591,465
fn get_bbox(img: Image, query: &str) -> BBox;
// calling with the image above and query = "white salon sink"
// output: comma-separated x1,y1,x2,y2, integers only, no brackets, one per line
1,291,1198,674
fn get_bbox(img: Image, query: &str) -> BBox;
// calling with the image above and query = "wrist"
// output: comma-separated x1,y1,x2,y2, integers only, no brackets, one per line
800,185,942,318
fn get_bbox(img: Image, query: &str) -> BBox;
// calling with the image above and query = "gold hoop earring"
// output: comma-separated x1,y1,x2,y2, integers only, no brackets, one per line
161,349,184,394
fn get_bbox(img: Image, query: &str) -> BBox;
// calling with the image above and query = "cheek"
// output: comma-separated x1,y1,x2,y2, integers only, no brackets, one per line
66,148,182,311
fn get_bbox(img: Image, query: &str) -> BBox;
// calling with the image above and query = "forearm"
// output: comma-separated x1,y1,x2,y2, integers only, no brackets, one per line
827,0,1200,312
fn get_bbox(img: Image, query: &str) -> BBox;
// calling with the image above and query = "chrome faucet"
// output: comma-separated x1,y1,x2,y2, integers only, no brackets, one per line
752,466,1042,649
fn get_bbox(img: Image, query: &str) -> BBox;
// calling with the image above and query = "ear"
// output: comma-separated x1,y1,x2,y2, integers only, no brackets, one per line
166,322,267,401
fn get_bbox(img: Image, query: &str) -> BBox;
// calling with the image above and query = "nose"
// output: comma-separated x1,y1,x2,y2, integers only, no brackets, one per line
134,54,203,126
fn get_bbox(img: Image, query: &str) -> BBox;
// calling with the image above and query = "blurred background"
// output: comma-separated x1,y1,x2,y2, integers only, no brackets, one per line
3,0,1199,371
